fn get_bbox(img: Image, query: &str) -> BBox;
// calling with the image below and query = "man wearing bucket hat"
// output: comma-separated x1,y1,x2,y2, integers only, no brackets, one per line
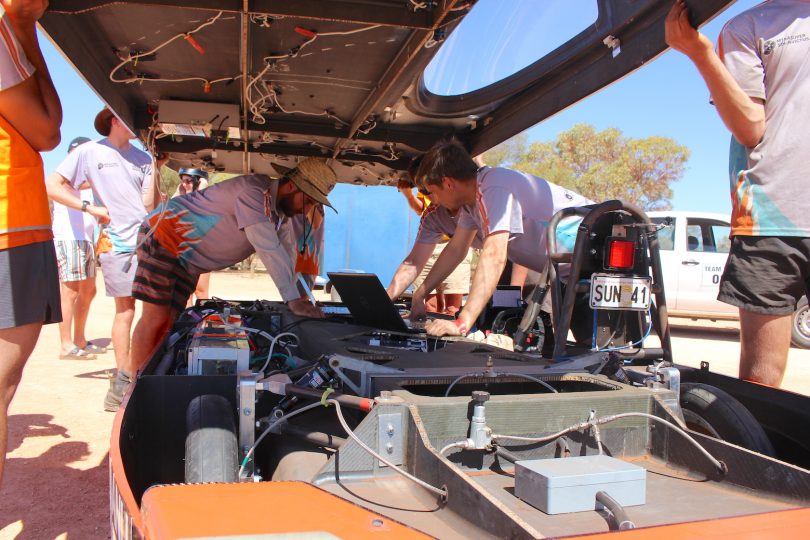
119,158,336,410
46,107,157,411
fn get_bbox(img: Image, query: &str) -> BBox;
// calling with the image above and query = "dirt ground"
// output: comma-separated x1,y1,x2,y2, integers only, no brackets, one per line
1,270,809,539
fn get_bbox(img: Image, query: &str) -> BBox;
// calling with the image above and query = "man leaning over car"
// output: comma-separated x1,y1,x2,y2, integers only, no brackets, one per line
410,140,592,341
115,158,335,411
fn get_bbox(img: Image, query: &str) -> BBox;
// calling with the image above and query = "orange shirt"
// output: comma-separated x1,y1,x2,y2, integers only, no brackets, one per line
0,115,52,249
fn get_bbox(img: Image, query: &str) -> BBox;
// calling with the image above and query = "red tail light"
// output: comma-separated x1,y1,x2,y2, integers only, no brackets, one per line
606,238,635,270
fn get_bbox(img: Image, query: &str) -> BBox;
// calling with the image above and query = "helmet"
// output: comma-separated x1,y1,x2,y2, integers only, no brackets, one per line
178,167,209,180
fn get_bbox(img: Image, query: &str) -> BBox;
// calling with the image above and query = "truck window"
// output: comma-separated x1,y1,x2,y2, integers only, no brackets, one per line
687,219,731,254
651,217,675,251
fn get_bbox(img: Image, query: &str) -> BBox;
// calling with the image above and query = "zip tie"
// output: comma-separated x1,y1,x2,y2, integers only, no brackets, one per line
320,387,335,406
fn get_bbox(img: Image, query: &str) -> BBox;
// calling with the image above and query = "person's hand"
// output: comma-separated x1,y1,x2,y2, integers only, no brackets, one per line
1,0,48,27
425,319,461,337
409,291,427,321
397,179,413,192
287,297,324,318
665,0,713,61
87,204,110,225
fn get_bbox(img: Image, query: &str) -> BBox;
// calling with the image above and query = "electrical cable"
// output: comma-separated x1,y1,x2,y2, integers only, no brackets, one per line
109,11,227,85
493,411,726,474
238,401,322,478
439,441,468,455
328,399,447,499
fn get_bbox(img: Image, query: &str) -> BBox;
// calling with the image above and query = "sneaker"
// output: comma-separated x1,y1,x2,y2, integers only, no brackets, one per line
104,370,132,412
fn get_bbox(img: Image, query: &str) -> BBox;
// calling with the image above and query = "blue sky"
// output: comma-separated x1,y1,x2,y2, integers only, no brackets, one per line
37,0,760,282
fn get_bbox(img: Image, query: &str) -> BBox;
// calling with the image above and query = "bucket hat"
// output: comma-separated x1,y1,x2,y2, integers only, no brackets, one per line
272,158,337,210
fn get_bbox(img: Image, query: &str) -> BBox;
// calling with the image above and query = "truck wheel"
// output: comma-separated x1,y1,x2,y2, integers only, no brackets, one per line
680,383,774,456
791,297,810,349
185,394,239,483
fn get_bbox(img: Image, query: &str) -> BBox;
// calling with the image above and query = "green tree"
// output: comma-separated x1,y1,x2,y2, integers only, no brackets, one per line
481,124,689,210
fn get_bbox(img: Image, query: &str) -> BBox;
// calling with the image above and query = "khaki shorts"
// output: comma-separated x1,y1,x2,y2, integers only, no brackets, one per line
412,243,472,295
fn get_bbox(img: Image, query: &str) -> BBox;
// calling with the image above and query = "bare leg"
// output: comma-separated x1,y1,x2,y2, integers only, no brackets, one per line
195,273,210,300
0,322,42,484
443,294,464,317
186,272,211,308
738,309,791,388
58,281,79,353
111,297,136,371
72,277,96,348
510,263,529,290
435,292,446,314
127,302,174,375
425,294,439,313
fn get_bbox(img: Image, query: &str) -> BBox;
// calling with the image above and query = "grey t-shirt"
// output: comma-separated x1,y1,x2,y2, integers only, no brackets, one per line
719,0,810,237
145,175,296,277
416,204,484,249
56,139,152,251
457,167,592,272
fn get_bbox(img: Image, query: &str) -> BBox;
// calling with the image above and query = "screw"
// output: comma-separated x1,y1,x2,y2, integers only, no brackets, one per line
387,423,395,436
243,407,252,416
386,443,394,454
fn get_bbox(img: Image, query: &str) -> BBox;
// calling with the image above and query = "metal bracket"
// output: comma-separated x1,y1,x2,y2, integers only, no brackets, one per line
237,371,259,479
645,364,681,411
377,410,404,467
326,354,402,397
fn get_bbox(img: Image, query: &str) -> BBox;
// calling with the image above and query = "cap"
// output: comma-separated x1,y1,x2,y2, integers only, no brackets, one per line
271,158,337,210
68,136,91,153
94,108,114,136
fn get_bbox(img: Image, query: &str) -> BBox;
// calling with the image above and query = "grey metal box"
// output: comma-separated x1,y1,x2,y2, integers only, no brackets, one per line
515,455,646,514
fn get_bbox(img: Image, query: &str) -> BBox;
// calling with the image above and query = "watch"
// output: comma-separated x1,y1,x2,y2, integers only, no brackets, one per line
81,200,90,213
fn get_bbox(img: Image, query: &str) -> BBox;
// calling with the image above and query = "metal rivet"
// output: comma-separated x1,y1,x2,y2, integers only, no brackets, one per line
371,519,383,527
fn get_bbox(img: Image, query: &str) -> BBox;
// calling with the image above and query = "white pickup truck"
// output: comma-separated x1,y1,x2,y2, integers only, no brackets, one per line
648,211,809,348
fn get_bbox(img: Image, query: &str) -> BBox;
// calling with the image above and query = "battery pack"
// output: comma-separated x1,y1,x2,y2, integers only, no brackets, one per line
514,455,646,515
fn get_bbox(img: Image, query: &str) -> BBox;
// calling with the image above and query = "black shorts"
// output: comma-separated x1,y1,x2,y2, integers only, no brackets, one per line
131,226,199,313
718,236,810,316
0,240,62,329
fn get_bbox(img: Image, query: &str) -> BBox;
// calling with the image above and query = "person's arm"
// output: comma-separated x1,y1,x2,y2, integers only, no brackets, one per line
386,241,435,300
397,180,425,215
664,0,764,147
425,231,509,336
244,221,323,318
45,171,109,224
411,227,476,319
0,0,61,151
141,162,161,212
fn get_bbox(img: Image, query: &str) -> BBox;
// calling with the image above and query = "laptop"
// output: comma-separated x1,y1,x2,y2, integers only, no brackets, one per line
326,272,427,333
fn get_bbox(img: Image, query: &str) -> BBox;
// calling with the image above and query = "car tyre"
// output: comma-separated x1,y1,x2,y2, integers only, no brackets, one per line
680,383,774,456
791,296,810,349
185,394,239,483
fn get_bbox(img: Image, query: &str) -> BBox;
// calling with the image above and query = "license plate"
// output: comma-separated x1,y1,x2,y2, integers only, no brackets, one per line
590,274,651,311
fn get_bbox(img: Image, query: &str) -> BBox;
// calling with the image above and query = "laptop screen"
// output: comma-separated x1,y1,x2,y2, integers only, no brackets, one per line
326,273,410,332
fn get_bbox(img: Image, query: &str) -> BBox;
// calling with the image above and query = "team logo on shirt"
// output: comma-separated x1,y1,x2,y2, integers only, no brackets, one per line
97,162,119,170
762,39,775,56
